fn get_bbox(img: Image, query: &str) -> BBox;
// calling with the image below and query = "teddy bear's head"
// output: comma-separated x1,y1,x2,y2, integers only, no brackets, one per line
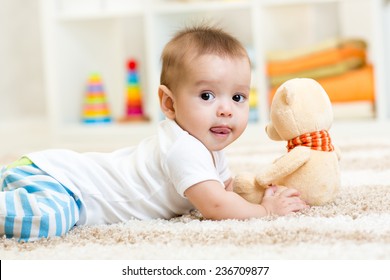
266,78,333,141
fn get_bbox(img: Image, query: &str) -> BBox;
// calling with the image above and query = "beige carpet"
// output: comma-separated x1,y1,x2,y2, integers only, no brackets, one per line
1,138,390,260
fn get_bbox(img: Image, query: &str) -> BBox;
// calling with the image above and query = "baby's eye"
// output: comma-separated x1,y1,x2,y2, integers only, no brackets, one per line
232,94,246,103
200,91,215,101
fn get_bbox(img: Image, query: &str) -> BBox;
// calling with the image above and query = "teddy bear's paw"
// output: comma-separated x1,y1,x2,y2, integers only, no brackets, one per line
255,175,271,187
233,173,266,204
233,173,255,193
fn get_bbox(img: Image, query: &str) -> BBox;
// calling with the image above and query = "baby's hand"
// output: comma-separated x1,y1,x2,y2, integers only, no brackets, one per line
261,185,308,216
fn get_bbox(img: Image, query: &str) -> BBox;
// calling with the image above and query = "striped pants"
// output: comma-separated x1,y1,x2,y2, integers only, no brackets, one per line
0,158,80,242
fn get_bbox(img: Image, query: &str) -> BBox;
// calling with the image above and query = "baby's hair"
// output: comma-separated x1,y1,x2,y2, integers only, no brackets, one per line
160,24,249,90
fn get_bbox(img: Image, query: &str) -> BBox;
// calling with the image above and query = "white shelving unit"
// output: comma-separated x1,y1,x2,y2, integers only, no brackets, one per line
40,0,389,144
385,0,390,119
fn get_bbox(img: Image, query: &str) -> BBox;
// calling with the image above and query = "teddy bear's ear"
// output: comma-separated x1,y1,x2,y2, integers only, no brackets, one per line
281,86,294,105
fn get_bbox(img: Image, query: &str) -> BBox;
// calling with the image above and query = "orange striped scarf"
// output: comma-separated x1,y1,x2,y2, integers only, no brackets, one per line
287,130,334,152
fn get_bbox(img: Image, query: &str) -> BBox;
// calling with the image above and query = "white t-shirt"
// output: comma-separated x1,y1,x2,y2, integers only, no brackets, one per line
27,119,231,225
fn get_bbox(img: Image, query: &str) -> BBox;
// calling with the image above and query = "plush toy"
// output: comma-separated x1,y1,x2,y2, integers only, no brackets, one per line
234,78,340,206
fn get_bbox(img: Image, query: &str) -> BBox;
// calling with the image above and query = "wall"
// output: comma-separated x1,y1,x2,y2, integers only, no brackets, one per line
0,0,45,121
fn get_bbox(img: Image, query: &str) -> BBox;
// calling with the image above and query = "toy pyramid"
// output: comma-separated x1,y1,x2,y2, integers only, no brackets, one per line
82,73,112,124
121,59,149,122
249,87,259,122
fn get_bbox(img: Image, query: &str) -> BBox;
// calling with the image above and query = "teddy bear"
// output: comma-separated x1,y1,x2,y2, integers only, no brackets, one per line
233,77,341,206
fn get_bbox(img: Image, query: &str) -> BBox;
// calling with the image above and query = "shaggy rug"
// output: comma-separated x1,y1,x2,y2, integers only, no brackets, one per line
1,137,390,260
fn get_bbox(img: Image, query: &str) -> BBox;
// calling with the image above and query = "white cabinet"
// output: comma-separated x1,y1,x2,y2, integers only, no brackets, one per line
40,0,389,143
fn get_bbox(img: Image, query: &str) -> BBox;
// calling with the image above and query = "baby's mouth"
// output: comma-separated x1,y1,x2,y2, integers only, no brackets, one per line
210,126,232,135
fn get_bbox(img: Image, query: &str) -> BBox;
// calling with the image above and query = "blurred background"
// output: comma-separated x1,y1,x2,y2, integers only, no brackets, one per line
1,0,390,153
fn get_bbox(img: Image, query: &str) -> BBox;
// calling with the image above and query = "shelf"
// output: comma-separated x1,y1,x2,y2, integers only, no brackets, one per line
261,0,341,6
40,0,389,141
153,0,251,14
56,0,253,20
386,0,390,118
56,0,146,20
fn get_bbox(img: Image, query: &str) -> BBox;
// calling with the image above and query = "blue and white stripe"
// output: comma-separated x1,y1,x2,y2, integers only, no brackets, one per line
0,163,80,242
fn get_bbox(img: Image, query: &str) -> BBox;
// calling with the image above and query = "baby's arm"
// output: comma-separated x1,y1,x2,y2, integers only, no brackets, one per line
224,177,234,192
185,180,307,220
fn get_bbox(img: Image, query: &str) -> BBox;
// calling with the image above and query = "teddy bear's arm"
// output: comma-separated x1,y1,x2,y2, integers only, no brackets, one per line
255,146,311,186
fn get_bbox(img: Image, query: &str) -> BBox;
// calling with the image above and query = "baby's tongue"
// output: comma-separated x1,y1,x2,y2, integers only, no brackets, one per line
211,127,230,134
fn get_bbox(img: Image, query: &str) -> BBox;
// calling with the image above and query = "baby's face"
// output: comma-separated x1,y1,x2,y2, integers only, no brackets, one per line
171,54,251,151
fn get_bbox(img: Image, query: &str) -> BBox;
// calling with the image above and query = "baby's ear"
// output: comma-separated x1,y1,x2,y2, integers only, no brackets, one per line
158,85,175,119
